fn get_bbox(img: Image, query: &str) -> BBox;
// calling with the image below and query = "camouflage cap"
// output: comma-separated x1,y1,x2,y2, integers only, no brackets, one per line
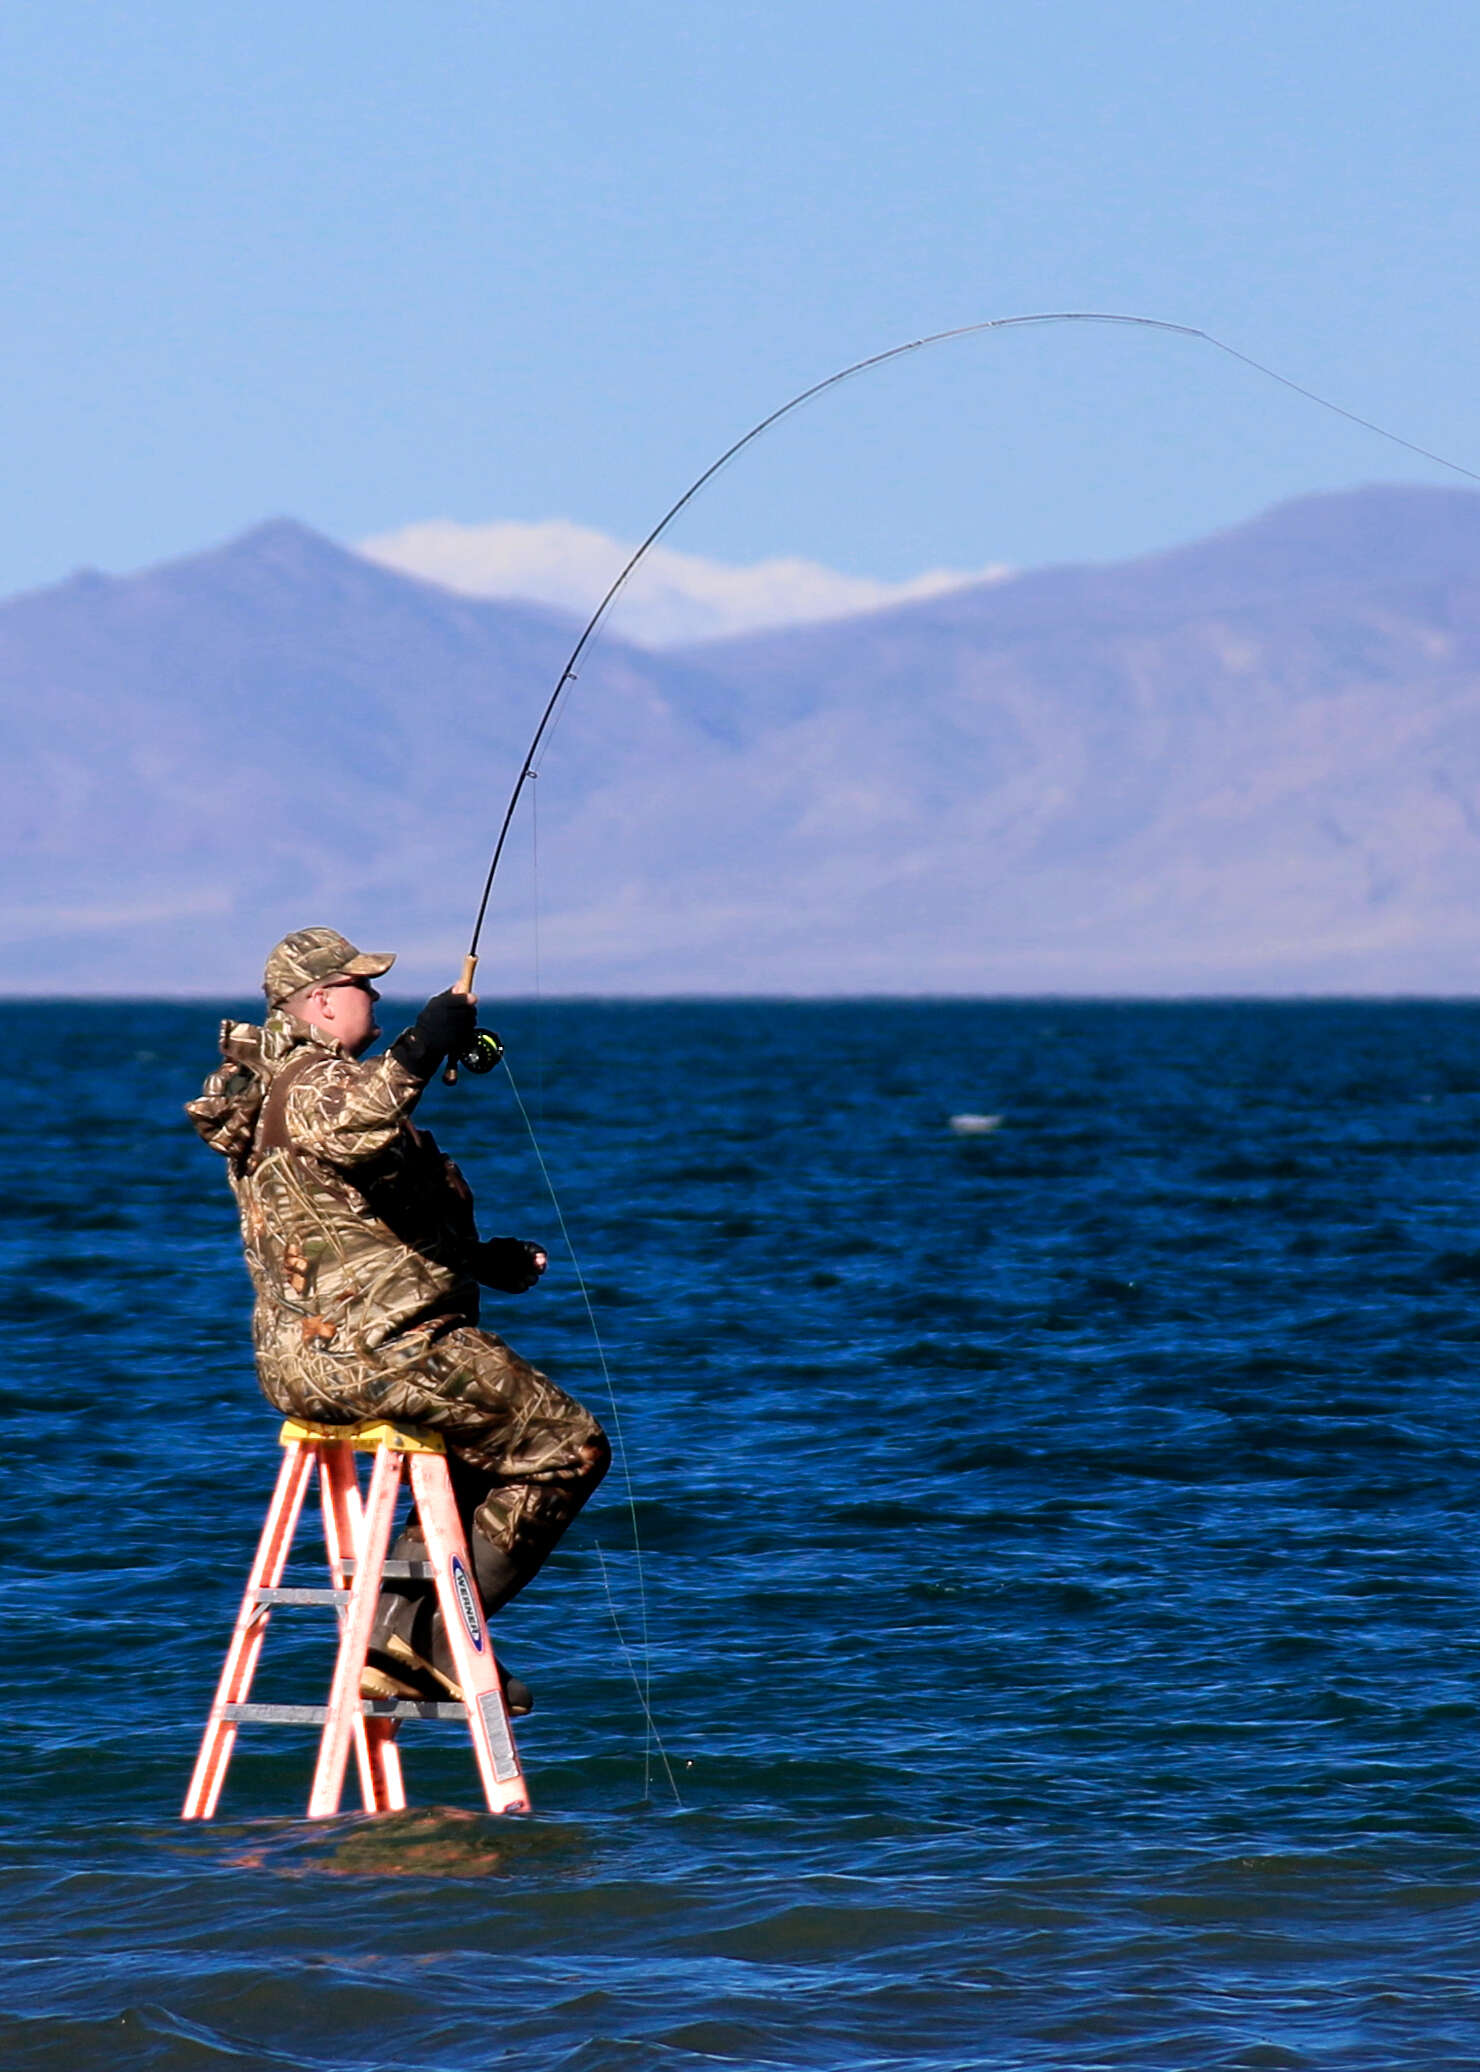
263,927,396,1008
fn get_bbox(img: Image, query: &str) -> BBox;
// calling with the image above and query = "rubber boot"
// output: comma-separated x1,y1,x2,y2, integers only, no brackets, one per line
471,1541,524,1619
360,1524,533,1714
360,1522,433,1695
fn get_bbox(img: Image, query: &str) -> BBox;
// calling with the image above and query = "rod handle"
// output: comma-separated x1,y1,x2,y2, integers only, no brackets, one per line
441,954,480,1086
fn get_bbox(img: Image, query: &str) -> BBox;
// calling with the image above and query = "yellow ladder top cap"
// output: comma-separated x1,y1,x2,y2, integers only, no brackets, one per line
277,1416,447,1456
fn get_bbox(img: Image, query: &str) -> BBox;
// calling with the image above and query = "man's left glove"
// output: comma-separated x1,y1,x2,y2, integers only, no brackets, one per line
471,1237,548,1293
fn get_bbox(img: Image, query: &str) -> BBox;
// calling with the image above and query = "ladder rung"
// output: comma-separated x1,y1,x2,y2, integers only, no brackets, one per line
361,1699,467,1720
343,1558,436,1580
251,1587,350,1605
223,1700,468,1724
224,1703,328,1723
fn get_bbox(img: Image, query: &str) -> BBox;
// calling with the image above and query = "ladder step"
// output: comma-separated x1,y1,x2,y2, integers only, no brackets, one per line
224,1703,328,1723
362,1699,467,1721
343,1558,436,1580
251,1587,350,1605
223,1700,468,1724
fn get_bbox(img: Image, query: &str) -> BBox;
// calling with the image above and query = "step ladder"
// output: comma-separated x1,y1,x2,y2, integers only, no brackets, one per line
183,1417,530,1820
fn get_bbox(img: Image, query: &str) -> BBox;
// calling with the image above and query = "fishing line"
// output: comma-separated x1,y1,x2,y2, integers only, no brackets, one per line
501,1057,683,1807
529,770,545,1131
520,777,671,1799
460,307,1480,954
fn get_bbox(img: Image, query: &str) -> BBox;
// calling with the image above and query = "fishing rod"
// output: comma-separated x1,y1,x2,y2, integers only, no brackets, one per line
440,306,1480,1079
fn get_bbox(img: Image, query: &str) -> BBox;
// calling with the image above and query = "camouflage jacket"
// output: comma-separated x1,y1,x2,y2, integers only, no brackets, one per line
187,1011,480,1379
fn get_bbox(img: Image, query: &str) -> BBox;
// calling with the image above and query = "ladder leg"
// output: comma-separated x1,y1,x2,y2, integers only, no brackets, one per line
308,1444,402,1818
318,1444,405,1814
358,1712,406,1812
183,1440,316,1820
408,1452,530,1814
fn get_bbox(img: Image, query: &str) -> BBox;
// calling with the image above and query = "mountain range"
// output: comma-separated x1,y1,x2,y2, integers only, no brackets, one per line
5,483,1480,996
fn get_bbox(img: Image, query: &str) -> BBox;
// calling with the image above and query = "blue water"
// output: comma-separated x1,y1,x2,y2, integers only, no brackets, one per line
6,999,1480,2069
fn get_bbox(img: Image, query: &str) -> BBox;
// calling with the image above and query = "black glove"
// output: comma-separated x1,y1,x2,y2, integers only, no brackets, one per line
389,990,478,1079
472,1237,547,1293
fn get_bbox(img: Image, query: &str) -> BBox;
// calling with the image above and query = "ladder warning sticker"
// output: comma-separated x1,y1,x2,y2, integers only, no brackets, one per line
451,1555,485,1652
477,1691,520,1782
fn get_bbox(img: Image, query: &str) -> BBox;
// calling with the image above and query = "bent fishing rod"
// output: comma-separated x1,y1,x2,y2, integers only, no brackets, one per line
439,306,1480,1080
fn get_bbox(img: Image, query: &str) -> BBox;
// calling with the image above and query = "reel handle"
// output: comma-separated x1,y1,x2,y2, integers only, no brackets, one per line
441,953,480,1086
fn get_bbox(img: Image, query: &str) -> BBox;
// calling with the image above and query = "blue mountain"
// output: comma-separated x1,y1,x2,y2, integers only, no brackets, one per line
5,487,1480,995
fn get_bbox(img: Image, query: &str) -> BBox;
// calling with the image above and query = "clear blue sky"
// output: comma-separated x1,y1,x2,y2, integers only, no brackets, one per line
3,0,1478,598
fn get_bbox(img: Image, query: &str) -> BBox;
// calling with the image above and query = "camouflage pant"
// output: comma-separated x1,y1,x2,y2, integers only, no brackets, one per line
257,1319,610,1611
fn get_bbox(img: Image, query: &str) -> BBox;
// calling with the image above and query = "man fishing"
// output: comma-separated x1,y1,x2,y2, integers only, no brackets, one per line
187,926,610,1714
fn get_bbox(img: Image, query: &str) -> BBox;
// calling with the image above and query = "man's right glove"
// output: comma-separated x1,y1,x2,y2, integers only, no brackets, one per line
389,990,479,1080
472,1238,548,1293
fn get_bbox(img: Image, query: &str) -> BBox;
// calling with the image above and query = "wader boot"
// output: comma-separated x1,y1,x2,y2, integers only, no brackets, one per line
359,1523,533,1715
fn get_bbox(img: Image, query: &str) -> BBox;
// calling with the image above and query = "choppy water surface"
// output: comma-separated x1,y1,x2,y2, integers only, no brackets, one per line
6,999,1480,2069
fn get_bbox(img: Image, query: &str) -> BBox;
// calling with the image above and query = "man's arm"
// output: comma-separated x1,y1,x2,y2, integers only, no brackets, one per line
284,991,478,1166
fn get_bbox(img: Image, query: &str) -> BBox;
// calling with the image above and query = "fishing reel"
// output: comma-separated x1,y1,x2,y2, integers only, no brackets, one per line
440,1025,504,1087
457,1027,505,1075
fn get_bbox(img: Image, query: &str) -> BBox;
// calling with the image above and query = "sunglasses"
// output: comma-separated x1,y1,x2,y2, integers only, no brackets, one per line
322,977,380,1001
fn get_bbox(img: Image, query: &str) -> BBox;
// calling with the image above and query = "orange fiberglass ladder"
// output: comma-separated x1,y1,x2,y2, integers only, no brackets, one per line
183,1417,529,1820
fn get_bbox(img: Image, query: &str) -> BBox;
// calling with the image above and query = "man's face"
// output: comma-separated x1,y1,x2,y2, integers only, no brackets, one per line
306,975,381,1056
